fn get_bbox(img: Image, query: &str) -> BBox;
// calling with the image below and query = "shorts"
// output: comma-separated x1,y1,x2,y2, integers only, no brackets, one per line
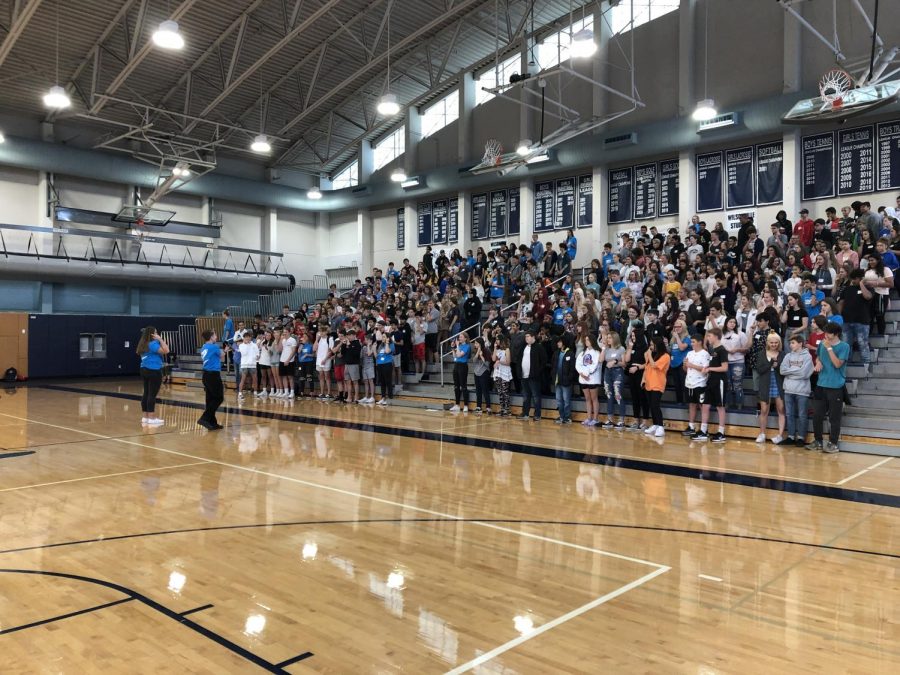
333,365,345,381
581,383,598,390
344,364,360,381
279,362,296,377
240,365,257,372
686,386,706,405
704,379,725,407
392,355,400,367
413,343,425,360
258,364,271,371
316,362,331,372
362,364,375,380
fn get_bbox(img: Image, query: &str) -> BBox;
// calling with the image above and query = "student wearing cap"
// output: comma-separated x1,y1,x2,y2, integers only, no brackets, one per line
794,209,815,248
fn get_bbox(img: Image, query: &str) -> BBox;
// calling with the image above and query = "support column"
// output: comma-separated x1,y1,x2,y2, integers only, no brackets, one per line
457,189,472,255
315,211,330,278
458,70,476,164
783,129,803,215
593,165,605,253
357,209,374,276
518,178,534,249
359,140,375,184
403,200,417,264
405,106,421,177
783,1,802,95
263,207,277,273
677,0,697,118
678,150,697,236
592,4,612,123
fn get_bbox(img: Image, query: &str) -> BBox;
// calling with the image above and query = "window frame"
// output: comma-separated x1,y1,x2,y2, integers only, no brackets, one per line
373,126,406,171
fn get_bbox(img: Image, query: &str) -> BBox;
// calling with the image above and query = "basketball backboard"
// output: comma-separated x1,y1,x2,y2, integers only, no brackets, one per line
112,205,176,226
783,80,900,124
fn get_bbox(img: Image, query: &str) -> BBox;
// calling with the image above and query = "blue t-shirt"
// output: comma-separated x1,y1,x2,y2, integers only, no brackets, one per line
375,344,394,365
553,307,572,325
801,289,825,318
601,252,614,272
453,342,471,363
882,251,899,271
223,318,234,342
610,280,626,304
140,340,163,370
566,236,577,261
669,335,692,368
816,340,850,389
201,342,222,371
297,342,315,363
828,314,844,326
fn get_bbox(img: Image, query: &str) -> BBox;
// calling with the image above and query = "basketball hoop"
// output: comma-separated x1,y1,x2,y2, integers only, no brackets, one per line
483,139,503,167
819,69,854,109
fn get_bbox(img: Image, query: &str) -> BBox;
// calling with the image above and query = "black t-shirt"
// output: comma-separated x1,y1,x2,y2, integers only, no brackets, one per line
708,345,727,383
841,285,871,324
785,306,808,329
343,340,362,365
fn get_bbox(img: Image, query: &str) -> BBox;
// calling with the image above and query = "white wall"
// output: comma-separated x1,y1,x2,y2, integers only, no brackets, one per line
0,167,41,251
217,200,264,250
55,175,130,213
277,208,320,278
372,208,402,272
326,210,359,271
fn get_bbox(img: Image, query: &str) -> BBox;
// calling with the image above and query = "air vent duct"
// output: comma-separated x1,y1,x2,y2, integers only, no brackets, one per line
603,132,637,148
698,112,742,132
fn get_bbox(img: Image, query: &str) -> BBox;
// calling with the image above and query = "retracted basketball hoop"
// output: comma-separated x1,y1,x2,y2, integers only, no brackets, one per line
819,68,853,109
783,69,900,124
483,139,504,166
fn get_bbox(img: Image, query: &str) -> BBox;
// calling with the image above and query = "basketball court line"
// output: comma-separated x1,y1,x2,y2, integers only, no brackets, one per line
0,461,209,493
835,457,893,486
36,385,898,496
0,409,672,672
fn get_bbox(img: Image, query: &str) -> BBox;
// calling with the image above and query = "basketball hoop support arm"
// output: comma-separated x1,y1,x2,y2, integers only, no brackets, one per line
777,1,845,62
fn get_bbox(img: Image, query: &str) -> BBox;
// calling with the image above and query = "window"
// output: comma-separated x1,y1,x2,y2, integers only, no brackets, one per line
610,0,680,35
373,126,405,171
421,90,459,138
332,161,358,189
535,16,592,70
475,53,521,106
79,333,107,359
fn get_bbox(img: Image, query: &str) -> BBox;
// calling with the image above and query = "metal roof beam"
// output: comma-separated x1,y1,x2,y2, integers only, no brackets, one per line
91,0,200,115
181,0,344,134
0,0,43,69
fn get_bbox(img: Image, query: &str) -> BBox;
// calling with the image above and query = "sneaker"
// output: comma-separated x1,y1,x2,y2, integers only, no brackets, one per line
711,432,726,443
554,418,564,425
581,419,591,426
141,417,150,424
771,435,784,445
823,441,840,454
754,433,766,443
793,438,805,447
381,399,391,406
532,416,541,422
654,426,666,437
563,419,572,424
614,422,625,430
377,399,388,406
626,422,642,432
805,440,823,451
681,427,696,436
644,425,658,435
146,418,165,426
587,419,599,427
474,407,482,414
210,423,224,430
462,406,469,413
197,419,214,430
601,421,614,429
449,405,460,412
516,414,529,420
691,430,709,441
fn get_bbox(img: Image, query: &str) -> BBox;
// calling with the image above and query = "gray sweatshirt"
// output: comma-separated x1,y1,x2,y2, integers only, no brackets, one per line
779,348,814,397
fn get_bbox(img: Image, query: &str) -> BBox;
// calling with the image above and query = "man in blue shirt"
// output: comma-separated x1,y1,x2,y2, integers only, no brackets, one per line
552,298,573,326
800,275,824,318
608,269,626,305
199,330,224,430
807,322,850,453
222,310,234,371
601,243,614,274
530,234,544,264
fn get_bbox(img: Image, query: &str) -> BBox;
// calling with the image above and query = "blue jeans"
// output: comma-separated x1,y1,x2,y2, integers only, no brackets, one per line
233,349,242,385
603,367,626,420
784,392,809,441
843,322,870,365
555,385,573,421
728,362,745,408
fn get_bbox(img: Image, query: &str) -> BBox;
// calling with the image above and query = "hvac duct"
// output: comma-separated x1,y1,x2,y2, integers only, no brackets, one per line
0,255,292,292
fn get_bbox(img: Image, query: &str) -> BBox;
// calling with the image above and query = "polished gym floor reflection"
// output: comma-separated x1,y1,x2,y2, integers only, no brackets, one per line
0,381,897,673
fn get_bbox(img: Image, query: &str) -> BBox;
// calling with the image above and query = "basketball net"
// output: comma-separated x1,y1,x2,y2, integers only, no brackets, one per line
819,68,853,110
483,139,503,166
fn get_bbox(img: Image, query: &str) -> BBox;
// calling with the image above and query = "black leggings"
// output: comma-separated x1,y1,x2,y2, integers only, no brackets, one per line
647,390,664,427
871,293,888,335
812,385,844,444
140,368,163,413
377,363,393,399
453,362,469,406
628,371,649,420
297,361,315,394
200,370,224,425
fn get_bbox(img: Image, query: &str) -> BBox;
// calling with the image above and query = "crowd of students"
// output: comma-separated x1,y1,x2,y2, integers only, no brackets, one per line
190,198,900,452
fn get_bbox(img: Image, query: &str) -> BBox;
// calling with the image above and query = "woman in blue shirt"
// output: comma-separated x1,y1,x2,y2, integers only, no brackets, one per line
449,332,471,412
375,331,395,406
565,229,577,263
136,326,169,426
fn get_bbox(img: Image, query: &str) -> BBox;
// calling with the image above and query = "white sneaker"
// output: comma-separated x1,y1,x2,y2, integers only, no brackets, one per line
755,433,766,443
654,426,665,437
772,435,784,445
462,406,469,413
449,405,460,412
141,417,150,424
147,418,165,426
260,391,268,398
644,425,658,435
367,397,376,403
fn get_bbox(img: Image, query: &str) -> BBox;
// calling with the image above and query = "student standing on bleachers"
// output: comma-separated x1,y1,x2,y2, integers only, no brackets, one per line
551,333,576,424
808,322,850,453
642,336,670,437
449,331,471,413
780,334,814,447
518,332,546,421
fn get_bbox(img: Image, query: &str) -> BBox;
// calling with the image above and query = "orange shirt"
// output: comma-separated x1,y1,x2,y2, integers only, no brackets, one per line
642,353,670,392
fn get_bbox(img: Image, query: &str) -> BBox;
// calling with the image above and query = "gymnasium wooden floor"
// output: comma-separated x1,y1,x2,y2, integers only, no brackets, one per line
0,380,897,673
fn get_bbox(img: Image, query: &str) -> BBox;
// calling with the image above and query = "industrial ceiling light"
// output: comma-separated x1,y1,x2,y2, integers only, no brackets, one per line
44,1,70,110
400,176,422,188
376,6,400,116
692,98,718,121
516,139,532,156
152,20,185,50
173,166,191,177
570,28,597,58
307,187,323,200
43,84,70,109
250,134,271,154
0,131,5,143
377,93,401,117
390,168,407,183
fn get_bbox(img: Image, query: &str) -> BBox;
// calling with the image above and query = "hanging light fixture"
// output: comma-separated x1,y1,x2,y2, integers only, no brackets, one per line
43,1,71,110
516,139,532,156
390,168,407,183
152,20,185,50
251,134,271,154
692,1,717,121
307,187,323,200
376,5,400,116
570,28,597,58
0,131,5,143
